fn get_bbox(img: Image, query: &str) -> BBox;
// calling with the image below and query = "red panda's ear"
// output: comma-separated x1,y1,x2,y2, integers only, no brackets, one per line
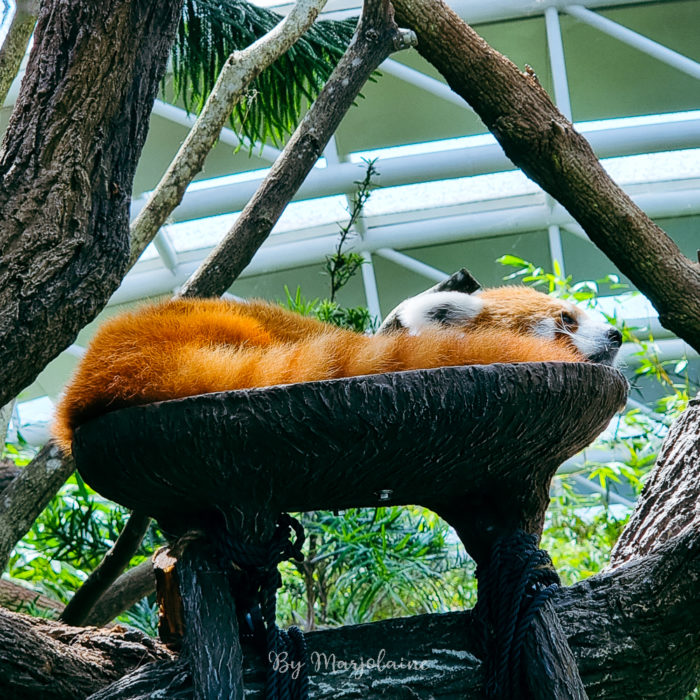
377,291,483,335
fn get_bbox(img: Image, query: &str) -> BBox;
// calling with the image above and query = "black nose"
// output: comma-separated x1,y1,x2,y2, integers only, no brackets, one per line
607,328,622,347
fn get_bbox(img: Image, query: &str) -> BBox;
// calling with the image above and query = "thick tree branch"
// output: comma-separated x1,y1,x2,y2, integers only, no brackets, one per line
611,397,700,567
0,607,173,700
0,443,73,572
128,0,330,267
179,0,417,298
60,512,151,627
0,0,185,408
0,1,38,105
1,530,697,699
391,0,700,353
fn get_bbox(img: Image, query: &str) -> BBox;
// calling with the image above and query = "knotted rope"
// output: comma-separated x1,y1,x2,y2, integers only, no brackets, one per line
475,529,560,699
215,513,309,700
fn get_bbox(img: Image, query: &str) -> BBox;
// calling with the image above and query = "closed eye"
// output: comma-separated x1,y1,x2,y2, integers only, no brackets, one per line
559,312,578,332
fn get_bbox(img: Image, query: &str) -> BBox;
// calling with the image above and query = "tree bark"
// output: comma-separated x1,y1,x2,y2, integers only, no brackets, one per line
0,459,20,493
0,443,73,572
0,0,38,105
0,607,173,700
391,0,700,353
1,530,697,700
0,579,64,617
128,0,330,268
179,0,417,298
0,0,185,408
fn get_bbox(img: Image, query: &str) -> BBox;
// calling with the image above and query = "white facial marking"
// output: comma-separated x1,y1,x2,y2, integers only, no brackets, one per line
396,291,484,335
532,317,556,339
571,315,613,357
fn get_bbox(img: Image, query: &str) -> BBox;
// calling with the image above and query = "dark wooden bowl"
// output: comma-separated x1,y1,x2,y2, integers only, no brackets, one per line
72,362,627,553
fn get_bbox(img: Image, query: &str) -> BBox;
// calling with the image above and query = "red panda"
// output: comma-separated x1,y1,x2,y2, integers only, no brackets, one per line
52,285,621,454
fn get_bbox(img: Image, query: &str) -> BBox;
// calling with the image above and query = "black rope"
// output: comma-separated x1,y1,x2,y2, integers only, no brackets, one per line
474,530,560,700
215,513,309,700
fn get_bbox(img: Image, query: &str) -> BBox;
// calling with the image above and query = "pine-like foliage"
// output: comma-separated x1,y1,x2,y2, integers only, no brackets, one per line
172,0,357,146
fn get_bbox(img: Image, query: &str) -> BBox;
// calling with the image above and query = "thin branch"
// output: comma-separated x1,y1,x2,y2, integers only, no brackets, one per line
0,458,20,493
0,443,73,572
178,0,417,298
128,0,330,268
60,511,151,626
0,0,38,106
391,0,700,353
83,559,156,628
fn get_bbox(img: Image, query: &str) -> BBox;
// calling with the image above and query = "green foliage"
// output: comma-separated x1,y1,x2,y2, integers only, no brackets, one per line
277,507,473,628
282,158,381,334
172,0,357,146
283,286,375,333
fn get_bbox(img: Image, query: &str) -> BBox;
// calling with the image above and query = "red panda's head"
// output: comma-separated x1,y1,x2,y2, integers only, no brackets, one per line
379,285,622,365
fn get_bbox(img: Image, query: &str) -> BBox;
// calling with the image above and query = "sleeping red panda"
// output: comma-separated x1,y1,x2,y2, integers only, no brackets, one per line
52,285,621,454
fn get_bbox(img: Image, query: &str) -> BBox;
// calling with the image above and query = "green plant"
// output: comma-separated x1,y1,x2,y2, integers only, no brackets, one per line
282,158,381,334
6,472,163,629
324,158,379,302
278,507,473,629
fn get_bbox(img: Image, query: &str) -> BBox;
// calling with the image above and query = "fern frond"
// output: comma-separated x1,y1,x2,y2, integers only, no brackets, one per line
172,0,358,146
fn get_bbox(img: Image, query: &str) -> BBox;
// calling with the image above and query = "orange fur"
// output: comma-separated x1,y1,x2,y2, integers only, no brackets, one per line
53,292,585,453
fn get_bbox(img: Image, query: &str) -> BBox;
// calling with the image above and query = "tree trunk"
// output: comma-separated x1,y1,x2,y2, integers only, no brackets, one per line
0,0,184,408
0,444,74,572
391,0,700,353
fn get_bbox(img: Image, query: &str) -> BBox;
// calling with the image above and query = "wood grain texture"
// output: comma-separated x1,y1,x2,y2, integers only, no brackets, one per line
73,363,627,557
0,607,172,700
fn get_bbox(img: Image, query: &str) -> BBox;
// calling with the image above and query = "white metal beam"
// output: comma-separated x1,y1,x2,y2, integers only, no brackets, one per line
114,184,700,305
379,59,474,110
360,251,383,322
137,114,700,224
375,248,449,283
313,0,667,26
565,5,700,81
547,224,566,277
544,7,573,121
153,228,179,274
